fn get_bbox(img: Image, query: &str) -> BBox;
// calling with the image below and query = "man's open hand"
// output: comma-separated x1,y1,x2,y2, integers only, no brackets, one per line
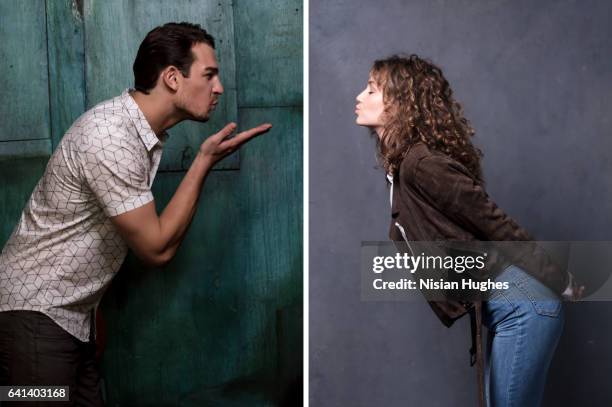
199,122,272,168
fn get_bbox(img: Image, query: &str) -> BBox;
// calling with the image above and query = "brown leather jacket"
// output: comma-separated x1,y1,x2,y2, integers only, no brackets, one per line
388,142,569,326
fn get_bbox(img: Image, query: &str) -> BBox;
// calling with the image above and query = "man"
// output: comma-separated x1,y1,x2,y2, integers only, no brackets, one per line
0,22,271,405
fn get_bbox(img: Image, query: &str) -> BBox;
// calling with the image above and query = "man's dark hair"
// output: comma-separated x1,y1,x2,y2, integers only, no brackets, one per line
133,22,215,94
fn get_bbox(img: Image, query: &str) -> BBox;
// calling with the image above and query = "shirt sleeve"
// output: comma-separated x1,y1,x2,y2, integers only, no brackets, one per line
410,154,569,294
79,138,154,217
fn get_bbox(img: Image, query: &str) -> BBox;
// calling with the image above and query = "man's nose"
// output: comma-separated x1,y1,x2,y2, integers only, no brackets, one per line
214,79,224,95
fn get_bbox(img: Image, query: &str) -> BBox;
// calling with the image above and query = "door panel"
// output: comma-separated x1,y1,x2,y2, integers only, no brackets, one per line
0,157,49,242
234,0,303,107
0,0,50,146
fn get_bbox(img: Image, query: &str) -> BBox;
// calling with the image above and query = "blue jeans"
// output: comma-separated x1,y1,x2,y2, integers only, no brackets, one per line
483,265,564,407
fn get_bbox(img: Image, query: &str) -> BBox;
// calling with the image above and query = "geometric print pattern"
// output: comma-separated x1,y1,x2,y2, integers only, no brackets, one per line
0,90,167,342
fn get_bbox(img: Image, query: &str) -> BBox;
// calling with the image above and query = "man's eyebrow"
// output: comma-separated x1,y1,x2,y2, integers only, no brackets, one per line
204,67,219,74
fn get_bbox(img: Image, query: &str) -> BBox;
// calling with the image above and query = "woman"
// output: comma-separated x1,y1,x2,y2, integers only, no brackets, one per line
354,55,581,407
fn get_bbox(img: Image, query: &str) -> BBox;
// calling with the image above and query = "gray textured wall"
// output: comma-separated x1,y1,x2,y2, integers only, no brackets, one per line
309,1,612,406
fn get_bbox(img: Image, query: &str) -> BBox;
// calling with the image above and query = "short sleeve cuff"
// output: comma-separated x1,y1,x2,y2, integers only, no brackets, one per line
105,191,154,217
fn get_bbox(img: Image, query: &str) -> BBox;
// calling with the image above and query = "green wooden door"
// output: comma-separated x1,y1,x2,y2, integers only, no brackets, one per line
0,1,302,405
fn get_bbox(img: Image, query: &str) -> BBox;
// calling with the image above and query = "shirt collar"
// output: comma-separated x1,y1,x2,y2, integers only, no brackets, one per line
120,89,168,152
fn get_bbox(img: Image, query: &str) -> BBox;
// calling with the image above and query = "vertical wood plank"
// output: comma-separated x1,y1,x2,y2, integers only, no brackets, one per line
235,106,303,403
45,0,86,149
0,157,49,246
236,106,303,304
233,0,303,107
0,0,51,144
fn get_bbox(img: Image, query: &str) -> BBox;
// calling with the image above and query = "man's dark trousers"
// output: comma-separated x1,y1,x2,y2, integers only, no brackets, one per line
0,311,104,406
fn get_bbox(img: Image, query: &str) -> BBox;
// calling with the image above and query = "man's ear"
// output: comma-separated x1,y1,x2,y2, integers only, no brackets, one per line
161,66,181,92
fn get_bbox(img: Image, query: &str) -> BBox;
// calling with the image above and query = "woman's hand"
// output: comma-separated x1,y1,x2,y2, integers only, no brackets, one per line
199,122,272,168
561,272,585,301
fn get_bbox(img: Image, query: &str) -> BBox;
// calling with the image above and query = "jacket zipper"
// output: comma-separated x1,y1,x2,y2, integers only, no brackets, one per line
394,221,415,257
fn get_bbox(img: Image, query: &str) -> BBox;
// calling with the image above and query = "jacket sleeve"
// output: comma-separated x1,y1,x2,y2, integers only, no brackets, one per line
409,154,569,294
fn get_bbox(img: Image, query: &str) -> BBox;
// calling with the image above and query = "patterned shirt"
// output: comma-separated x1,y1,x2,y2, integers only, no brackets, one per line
0,89,167,341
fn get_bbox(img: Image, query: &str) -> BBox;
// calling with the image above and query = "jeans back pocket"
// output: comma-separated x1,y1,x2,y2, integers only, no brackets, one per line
515,275,562,317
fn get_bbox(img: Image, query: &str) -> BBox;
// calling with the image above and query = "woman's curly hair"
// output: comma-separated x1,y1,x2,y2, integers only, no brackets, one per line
371,54,483,181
